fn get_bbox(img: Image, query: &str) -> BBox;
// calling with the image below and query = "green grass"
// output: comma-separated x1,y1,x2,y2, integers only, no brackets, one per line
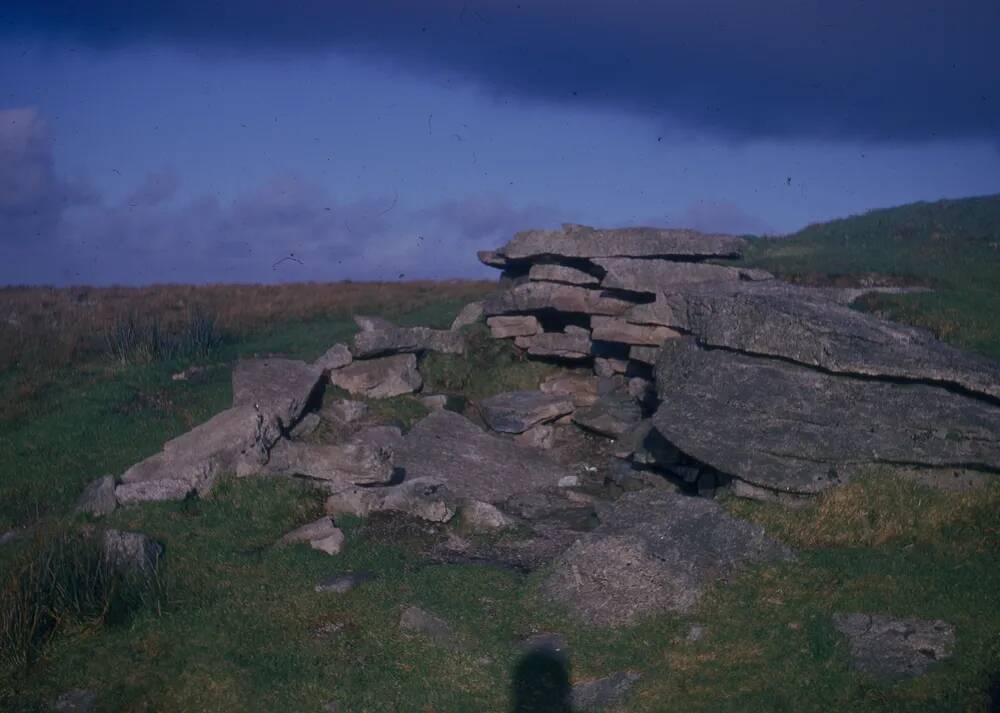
743,193,1000,359
3,202,1000,710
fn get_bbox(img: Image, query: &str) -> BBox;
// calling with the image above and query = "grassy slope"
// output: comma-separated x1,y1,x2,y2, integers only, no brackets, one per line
742,193,1000,359
3,203,1000,710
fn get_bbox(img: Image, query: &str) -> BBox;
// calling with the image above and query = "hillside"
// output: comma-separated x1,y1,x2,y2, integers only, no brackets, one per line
743,194,1000,359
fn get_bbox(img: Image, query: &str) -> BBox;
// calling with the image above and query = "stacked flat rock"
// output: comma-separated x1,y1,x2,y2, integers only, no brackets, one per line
479,223,760,377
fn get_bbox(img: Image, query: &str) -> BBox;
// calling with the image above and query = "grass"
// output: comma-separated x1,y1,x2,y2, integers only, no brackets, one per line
2,201,1000,710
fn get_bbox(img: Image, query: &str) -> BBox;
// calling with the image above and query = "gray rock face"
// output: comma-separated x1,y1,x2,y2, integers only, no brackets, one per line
314,343,353,371
572,671,642,712
460,500,514,530
484,282,636,317
572,389,643,439
288,412,321,440
541,490,792,626
652,338,1000,495
117,405,281,504
102,529,163,576
594,356,628,376
480,390,575,434
630,281,1000,402
351,324,465,358
395,410,575,502
330,353,422,398
495,223,746,260
833,613,955,680
596,257,770,293
75,475,118,517
450,301,484,330
257,439,394,485
232,358,324,429
590,316,680,346
515,330,593,360
487,314,540,338
528,263,601,286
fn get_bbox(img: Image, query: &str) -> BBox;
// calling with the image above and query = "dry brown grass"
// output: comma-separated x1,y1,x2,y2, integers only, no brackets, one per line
727,470,1000,549
0,280,493,372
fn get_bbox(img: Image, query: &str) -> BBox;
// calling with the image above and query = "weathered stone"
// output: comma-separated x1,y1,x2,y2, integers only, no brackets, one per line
53,689,97,713
628,346,659,365
354,315,394,332
516,423,556,450
557,475,581,488
117,405,281,504
352,425,405,452
323,399,370,424
632,281,1000,401
540,372,600,407
487,315,540,338
315,343,352,371
315,571,377,594
450,301,484,330
461,500,514,530
595,257,770,293
494,224,746,260
594,356,628,377
232,358,324,429
256,439,394,485
541,490,792,626
484,282,636,317
279,517,345,554
324,485,383,517
330,354,422,398
833,613,955,680
590,316,681,346
399,605,454,643
480,390,575,434
352,324,465,358
380,477,456,522
395,410,576,502
420,394,448,411
516,331,593,360
572,389,643,439
572,671,642,712
102,529,163,576
477,250,509,268
652,338,1000,495
528,263,600,286
288,412,321,440
75,475,118,517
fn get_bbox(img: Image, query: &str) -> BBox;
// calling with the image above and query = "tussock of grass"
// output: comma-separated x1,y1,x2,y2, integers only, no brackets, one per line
726,471,1000,550
0,527,166,668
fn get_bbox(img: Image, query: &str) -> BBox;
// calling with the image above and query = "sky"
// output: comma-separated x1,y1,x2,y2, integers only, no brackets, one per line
1,1,998,286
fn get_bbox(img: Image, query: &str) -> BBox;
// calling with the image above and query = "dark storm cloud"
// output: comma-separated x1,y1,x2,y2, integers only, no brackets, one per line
4,1,998,141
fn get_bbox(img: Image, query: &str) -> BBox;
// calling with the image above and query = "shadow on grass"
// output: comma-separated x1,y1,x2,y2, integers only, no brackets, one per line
511,648,573,713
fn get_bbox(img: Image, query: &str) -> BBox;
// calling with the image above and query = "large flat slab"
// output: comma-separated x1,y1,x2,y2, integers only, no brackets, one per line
394,410,575,503
651,338,1000,494
483,282,637,316
494,224,746,260
595,258,770,293
628,281,1000,402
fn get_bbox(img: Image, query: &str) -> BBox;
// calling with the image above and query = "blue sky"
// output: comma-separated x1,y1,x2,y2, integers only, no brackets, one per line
2,1,998,285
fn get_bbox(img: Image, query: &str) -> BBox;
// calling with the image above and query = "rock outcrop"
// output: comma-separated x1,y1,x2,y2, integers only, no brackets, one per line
833,613,955,680
652,338,1000,495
